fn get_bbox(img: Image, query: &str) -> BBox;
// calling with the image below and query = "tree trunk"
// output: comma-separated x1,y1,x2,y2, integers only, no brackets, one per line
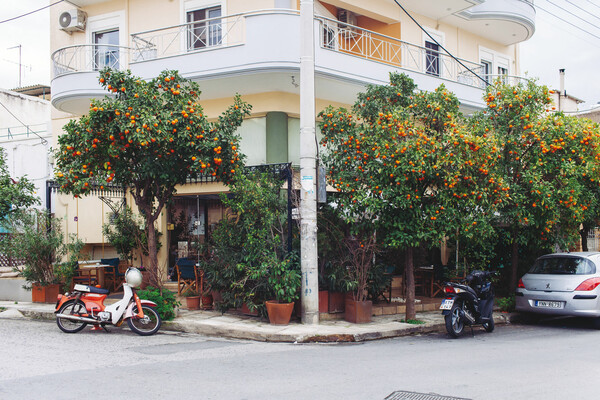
580,226,589,252
405,246,416,320
510,227,519,291
145,217,160,288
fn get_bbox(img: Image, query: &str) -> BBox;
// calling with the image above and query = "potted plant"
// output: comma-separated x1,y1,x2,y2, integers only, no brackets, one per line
265,254,301,325
183,289,201,310
0,210,80,303
201,286,214,310
343,233,377,323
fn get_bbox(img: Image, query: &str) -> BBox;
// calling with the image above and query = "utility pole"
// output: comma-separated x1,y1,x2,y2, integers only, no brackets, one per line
299,0,319,325
7,45,22,88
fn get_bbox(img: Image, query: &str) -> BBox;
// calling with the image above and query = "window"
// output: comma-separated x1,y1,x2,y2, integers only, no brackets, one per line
187,6,222,50
322,24,336,50
529,257,595,275
481,60,492,83
498,66,508,76
425,41,440,76
93,29,119,70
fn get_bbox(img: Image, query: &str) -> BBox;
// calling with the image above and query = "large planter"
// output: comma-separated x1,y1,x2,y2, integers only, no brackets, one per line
319,290,329,313
265,300,295,325
185,296,201,310
328,291,346,313
32,283,61,303
31,283,61,304
344,299,373,324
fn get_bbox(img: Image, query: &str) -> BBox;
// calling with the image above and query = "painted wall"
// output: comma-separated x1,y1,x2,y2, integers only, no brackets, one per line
0,90,52,208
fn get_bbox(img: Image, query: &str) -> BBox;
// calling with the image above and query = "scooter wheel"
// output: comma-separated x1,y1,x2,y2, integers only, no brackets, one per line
445,302,464,338
127,305,161,336
56,300,88,333
483,317,495,332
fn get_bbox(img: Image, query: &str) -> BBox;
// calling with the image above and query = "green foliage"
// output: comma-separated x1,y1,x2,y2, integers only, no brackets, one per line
0,210,83,287
319,73,505,251
317,202,352,291
203,171,295,315
137,286,180,321
267,252,301,303
0,149,39,218
54,68,251,283
496,295,515,313
102,206,160,262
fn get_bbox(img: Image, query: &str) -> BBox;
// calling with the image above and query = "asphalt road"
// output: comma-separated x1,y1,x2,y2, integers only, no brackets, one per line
0,316,598,400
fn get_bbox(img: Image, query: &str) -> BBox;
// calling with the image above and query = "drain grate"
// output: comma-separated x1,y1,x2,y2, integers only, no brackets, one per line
385,391,472,400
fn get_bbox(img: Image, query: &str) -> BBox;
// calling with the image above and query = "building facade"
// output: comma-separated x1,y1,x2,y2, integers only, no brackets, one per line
49,0,536,273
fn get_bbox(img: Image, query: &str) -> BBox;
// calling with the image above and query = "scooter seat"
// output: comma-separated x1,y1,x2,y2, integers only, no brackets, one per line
73,284,110,295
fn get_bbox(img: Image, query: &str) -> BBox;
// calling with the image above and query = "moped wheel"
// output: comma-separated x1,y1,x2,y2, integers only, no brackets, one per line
483,317,495,332
445,302,464,338
56,300,88,334
127,305,161,336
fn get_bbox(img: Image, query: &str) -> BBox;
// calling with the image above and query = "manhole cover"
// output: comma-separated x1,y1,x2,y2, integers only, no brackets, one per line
385,391,471,400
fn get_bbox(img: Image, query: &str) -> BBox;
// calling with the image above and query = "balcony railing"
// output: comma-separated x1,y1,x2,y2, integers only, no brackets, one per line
317,16,486,88
0,123,48,142
52,9,516,92
131,12,252,61
52,44,131,77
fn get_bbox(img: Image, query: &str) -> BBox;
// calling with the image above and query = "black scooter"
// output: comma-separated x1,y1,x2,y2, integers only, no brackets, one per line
440,270,495,338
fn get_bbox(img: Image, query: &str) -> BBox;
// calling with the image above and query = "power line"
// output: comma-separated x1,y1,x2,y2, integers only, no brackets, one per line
565,0,600,24
536,2,600,41
585,0,600,12
547,0,600,31
391,0,489,87
0,0,65,25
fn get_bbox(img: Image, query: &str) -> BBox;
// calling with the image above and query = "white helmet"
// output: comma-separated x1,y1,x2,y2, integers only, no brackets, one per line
125,267,143,288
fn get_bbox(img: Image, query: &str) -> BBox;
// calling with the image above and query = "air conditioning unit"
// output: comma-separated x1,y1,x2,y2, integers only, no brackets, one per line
337,9,358,39
59,9,87,33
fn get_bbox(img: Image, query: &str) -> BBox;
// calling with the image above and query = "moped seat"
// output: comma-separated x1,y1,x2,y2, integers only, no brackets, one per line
73,284,110,295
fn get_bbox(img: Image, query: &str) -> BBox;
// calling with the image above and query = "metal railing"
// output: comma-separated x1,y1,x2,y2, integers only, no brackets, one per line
52,44,131,77
131,12,249,61
0,123,48,142
319,16,488,88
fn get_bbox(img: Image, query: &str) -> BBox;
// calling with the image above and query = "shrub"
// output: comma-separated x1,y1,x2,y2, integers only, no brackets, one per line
137,286,180,321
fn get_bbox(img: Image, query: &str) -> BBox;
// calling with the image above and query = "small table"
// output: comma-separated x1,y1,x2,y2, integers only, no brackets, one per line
78,261,110,287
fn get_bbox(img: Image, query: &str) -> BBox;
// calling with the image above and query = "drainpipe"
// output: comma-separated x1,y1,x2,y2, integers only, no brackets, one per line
299,0,319,325
559,68,565,112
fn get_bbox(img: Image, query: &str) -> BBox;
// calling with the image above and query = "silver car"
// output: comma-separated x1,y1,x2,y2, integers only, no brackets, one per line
516,252,600,327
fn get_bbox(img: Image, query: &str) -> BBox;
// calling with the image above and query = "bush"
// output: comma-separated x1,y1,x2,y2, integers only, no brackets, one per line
496,295,515,312
137,286,180,321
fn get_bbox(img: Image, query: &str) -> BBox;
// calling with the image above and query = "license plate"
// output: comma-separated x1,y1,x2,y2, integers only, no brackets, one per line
440,299,454,310
535,300,563,309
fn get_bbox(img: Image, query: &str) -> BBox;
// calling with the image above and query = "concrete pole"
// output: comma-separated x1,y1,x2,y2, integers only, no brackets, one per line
299,0,319,325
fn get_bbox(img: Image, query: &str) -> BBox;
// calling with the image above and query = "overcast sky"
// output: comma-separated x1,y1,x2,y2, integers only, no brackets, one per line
0,0,599,109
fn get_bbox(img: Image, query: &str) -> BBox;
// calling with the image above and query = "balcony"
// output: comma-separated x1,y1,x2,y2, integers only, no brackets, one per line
51,9,498,115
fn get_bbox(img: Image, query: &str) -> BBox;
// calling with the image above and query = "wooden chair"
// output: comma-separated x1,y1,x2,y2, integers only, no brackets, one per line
176,258,203,296
101,258,122,291
431,264,447,297
72,262,97,288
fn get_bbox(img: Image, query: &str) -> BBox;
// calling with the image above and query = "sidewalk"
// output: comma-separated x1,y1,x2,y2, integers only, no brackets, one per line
0,300,511,342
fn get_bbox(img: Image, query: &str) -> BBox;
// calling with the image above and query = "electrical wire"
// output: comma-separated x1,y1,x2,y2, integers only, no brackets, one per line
0,0,65,25
565,0,600,24
547,0,600,31
0,100,48,145
391,0,489,87
536,2,600,41
585,0,600,12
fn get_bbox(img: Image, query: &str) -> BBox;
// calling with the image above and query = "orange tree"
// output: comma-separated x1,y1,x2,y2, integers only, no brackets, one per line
54,68,251,286
471,79,600,289
319,73,506,319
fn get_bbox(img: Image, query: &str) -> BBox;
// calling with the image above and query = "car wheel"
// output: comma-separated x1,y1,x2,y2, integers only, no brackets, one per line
592,317,600,330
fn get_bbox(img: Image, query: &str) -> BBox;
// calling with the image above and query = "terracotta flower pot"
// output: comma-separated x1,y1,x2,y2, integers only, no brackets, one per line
185,296,201,310
265,300,295,325
202,294,213,310
344,299,373,324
